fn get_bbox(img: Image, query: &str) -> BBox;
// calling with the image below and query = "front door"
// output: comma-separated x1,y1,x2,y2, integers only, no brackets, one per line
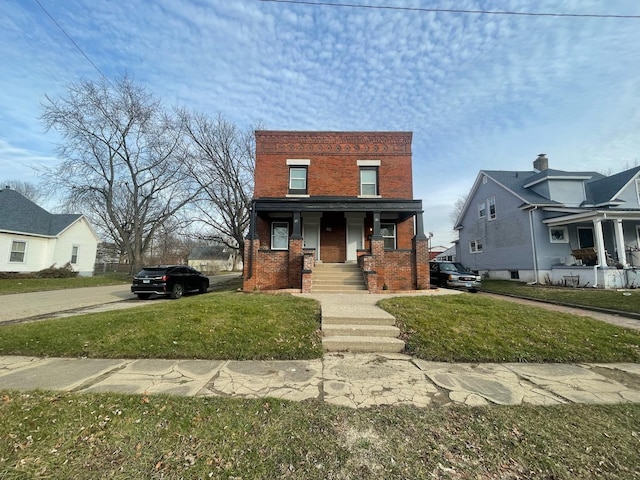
346,221,364,262
303,222,320,261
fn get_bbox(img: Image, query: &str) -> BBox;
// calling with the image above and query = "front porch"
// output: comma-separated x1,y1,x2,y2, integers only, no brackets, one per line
544,210,640,288
242,198,431,293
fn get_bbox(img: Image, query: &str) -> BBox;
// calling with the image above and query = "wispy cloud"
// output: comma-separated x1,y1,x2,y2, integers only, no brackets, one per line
2,0,640,242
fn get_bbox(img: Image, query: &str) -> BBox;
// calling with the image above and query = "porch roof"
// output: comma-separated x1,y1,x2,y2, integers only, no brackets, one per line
253,197,423,220
543,209,640,226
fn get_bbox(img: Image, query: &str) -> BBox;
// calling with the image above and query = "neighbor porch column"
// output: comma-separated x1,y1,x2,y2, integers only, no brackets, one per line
593,218,606,267
614,219,628,267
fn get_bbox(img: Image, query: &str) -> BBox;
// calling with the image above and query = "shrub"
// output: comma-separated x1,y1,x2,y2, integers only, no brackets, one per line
0,263,80,279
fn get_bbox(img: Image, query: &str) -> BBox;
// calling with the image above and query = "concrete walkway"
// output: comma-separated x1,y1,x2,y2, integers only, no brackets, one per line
1,354,639,408
1,287,639,409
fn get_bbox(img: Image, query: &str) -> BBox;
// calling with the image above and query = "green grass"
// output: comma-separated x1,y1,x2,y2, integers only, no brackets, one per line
482,279,640,314
0,292,323,360
1,390,638,479
0,275,130,295
379,295,640,363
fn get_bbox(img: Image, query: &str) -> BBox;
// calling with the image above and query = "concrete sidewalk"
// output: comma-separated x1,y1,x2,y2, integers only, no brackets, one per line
1,354,639,408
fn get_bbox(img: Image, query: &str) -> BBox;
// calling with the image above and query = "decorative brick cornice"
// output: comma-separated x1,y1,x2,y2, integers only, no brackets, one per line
256,131,412,155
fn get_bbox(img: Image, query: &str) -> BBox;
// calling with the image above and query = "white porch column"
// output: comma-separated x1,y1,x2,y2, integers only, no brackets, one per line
593,219,606,267
614,219,628,267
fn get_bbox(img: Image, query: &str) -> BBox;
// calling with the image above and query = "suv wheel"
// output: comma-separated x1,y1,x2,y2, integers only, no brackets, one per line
170,283,184,299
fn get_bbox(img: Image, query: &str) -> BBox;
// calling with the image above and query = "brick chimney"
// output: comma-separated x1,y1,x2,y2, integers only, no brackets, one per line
533,153,548,172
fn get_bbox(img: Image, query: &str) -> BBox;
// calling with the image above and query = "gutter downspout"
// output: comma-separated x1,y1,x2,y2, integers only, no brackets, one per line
529,208,539,283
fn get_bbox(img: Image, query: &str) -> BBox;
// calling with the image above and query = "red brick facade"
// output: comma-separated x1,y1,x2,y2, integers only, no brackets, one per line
243,131,430,292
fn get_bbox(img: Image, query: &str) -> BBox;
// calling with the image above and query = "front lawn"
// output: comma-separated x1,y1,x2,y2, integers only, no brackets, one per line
1,390,638,479
0,275,130,295
482,279,640,314
0,292,323,360
379,294,640,363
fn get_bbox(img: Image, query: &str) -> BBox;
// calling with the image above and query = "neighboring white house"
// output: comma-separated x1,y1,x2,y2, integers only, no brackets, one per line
188,245,242,274
434,245,457,262
455,155,640,289
0,187,99,276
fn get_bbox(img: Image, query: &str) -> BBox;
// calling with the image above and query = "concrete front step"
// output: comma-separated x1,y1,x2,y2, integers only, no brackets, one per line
322,315,396,326
322,336,405,353
323,324,401,337
311,263,367,294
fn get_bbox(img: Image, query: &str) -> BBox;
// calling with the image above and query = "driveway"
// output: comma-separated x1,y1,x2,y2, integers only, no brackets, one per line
0,273,241,325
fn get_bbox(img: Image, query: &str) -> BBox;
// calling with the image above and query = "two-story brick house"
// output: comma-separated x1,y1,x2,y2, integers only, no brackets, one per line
242,131,430,292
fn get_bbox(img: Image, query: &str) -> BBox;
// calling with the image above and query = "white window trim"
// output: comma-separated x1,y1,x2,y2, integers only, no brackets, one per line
286,159,310,166
487,196,496,221
9,240,27,263
636,225,640,248
636,178,640,205
71,245,80,264
469,239,483,253
271,222,289,250
549,227,569,243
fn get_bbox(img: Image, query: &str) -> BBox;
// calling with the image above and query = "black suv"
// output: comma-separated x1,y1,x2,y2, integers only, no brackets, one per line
429,261,481,292
131,265,210,299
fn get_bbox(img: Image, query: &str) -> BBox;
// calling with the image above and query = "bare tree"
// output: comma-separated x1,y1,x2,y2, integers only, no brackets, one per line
1,180,45,204
180,111,256,267
450,195,467,237
41,76,200,274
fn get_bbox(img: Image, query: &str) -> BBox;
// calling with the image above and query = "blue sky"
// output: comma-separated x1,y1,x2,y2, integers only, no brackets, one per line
2,0,640,245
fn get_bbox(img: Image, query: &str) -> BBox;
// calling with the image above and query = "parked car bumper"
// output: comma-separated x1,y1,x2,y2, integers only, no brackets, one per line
445,280,481,291
131,283,169,295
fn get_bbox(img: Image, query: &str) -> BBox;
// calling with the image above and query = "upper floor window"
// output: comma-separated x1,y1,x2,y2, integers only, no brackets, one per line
488,196,496,220
289,167,307,194
478,202,486,218
271,222,289,250
10,240,26,262
380,223,396,249
71,245,79,264
360,167,378,196
636,178,640,204
470,239,483,253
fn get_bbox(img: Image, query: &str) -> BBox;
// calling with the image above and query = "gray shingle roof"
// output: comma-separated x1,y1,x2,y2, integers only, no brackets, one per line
585,165,640,205
0,187,82,236
482,170,562,206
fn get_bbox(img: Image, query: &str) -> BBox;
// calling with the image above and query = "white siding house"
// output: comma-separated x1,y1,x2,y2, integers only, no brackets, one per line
455,155,640,288
0,187,99,276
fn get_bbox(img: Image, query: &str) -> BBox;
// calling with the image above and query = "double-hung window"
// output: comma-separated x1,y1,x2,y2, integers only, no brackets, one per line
478,202,486,219
10,240,26,262
360,167,378,196
380,223,396,249
287,159,310,195
289,167,307,194
488,196,496,220
71,246,79,264
271,222,289,250
636,178,640,204
470,239,483,253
